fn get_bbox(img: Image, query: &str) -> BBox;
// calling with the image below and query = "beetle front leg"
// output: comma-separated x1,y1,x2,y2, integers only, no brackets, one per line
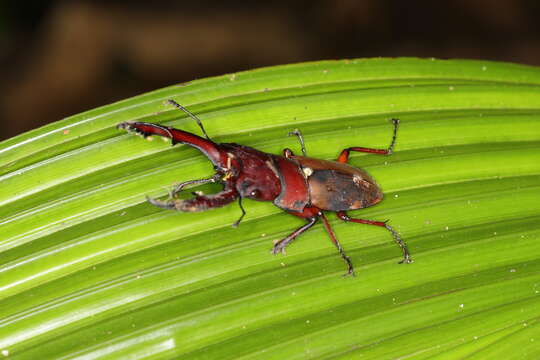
169,174,220,198
272,217,318,255
282,148,294,158
336,211,413,264
337,119,399,162
282,128,307,158
288,129,307,156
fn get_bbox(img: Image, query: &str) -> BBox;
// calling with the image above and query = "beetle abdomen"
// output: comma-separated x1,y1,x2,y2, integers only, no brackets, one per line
307,169,382,211
290,156,383,211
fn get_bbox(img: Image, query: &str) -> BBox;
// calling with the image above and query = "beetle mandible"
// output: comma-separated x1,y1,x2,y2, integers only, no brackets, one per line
117,100,412,276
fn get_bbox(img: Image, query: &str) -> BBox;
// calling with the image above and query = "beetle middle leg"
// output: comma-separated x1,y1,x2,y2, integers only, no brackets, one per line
320,212,355,276
336,211,412,264
337,119,400,162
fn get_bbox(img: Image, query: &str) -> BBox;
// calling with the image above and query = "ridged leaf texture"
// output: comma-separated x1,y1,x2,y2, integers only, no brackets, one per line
1,58,540,359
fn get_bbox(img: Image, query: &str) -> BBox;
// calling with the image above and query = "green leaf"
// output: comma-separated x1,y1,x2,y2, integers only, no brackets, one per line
1,58,540,359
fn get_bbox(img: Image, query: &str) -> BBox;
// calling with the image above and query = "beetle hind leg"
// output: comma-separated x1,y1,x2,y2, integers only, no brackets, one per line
384,222,413,264
336,211,412,264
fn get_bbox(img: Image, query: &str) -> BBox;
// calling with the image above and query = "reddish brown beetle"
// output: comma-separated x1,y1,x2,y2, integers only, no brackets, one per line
118,100,412,275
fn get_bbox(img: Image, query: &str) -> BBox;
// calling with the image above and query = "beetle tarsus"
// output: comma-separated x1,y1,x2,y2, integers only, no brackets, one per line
336,211,412,265
398,254,413,264
336,118,400,161
271,245,286,255
384,223,413,264
341,255,355,277
386,118,400,155
272,217,317,255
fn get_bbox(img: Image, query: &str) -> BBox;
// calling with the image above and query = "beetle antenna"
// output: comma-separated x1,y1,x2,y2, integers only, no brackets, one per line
167,99,211,140
232,197,246,228
288,129,307,156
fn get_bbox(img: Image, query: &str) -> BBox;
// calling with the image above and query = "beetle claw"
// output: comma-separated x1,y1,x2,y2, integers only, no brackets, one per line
271,244,286,255
342,269,356,277
398,255,414,264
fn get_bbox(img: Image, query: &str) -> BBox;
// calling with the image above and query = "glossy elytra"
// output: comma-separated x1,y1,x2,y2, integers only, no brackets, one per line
117,100,412,276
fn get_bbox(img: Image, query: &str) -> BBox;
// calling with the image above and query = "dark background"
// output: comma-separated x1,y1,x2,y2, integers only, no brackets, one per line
1,0,539,141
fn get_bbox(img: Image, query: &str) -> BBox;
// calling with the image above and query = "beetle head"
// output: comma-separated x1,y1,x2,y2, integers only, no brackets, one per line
213,144,282,203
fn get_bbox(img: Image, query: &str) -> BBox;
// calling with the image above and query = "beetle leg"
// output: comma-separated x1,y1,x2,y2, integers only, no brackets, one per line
288,129,307,156
320,212,355,276
282,148,294,158
232,197,246,228
337,119,400,162
336,211,413,264
170,174,220,198
272,217,318,255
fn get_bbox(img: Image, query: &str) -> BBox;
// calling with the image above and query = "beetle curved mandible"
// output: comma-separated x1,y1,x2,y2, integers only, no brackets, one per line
117,100,412,276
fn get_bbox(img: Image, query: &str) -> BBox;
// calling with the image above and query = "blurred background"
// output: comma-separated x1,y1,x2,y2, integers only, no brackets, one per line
1,0,539,141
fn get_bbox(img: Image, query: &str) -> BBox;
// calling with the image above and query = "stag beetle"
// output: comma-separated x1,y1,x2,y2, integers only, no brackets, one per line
117,100,412,276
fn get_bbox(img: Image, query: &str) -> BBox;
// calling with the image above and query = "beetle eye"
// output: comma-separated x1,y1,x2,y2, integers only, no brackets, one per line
250,189,259,197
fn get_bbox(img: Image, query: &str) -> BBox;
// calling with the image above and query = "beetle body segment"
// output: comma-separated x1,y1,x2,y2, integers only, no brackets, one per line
220,143,282,202
118,102,411,276
293,156,383,211
271,156,310,212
